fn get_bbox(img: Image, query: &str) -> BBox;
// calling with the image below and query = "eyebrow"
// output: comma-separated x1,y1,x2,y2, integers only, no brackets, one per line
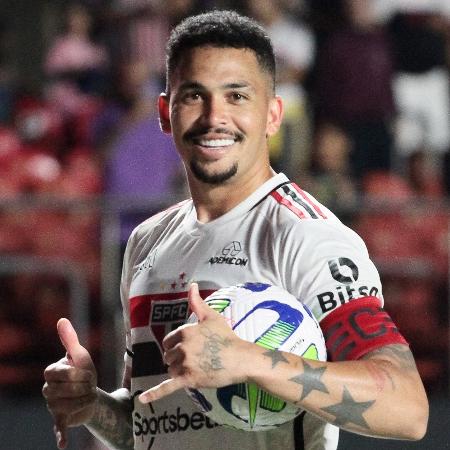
223,82,253,90
177,81,254,92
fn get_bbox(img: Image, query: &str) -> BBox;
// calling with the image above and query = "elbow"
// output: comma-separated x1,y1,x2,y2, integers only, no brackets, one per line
402,394,429,441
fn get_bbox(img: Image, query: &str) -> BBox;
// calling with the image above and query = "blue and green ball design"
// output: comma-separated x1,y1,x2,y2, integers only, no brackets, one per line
186,283,326,431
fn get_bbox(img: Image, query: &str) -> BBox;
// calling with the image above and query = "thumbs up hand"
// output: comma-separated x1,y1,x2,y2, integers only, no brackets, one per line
139,283,252,403
43,319,98,449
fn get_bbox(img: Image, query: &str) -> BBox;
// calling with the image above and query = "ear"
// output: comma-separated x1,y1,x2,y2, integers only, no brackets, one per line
266,95,283,138
158,93,172,134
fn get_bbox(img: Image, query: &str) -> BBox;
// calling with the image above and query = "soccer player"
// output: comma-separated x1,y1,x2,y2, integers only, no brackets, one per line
43,10,428,450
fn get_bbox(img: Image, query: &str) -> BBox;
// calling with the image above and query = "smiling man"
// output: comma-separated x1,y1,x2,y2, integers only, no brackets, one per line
43,10,428,450
158,43,281,222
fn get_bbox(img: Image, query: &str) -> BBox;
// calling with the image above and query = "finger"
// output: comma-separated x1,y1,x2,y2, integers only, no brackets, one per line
47,392,97,417
43,380,96,399
139,377,184,403
188,283,216,322
163,345,182,366
54,416,68,449
162,324,187,351
57,318,94,370
44,363,95,383
57,318,80,359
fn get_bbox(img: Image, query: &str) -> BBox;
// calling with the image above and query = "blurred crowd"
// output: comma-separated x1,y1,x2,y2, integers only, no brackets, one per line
0,0,449,395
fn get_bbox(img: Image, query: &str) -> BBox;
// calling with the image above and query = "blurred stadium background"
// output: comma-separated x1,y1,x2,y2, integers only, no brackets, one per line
0,0,449,448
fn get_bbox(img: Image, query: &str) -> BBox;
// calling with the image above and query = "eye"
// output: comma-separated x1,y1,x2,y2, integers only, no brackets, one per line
229,92,247,103
182,92,202,104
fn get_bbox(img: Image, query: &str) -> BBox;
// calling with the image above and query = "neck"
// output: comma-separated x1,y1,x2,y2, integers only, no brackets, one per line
189,167,275,223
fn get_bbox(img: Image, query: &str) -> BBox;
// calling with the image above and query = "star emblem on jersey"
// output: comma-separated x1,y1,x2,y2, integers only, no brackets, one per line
263,350,289,368
289,360,329,401
321,386,375,429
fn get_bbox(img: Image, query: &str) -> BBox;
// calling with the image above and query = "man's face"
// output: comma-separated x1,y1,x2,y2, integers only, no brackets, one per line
160,46,282,187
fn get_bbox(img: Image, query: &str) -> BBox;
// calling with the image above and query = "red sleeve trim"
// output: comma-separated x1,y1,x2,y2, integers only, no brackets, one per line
320,296,408,361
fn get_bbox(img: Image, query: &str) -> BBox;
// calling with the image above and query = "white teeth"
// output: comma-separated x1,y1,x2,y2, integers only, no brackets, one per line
198,138,235,147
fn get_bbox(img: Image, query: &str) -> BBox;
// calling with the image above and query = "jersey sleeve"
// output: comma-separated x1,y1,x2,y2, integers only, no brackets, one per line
280,219,384,324
278,219,411,360
120,227,138,371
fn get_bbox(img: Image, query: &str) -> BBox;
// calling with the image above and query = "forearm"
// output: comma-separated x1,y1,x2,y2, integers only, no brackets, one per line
244,343,428,440
86,388,134,450
141,294,428,440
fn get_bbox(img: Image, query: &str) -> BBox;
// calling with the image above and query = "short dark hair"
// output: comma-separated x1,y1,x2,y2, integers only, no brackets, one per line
165,10,276,94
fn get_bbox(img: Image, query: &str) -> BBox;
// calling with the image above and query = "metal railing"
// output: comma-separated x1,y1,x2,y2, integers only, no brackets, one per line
0,194,449,392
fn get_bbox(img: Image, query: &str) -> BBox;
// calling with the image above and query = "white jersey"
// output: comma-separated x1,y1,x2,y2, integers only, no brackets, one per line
121,173,383,450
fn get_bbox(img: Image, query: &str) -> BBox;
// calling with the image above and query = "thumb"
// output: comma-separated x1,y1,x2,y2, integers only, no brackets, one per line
57,318,94,370
188,283,216,322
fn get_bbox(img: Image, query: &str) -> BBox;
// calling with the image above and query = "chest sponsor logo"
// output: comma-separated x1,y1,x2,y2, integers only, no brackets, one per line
317,258,379,313
208,241,248,266
133,392,219,448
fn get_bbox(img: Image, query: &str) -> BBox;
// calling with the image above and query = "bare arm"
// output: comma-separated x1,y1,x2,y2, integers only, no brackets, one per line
86,388,134,449
86,367,134,450
244,342,428,440
140,284,429,441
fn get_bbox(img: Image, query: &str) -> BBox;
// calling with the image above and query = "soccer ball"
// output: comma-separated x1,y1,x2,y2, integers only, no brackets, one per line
185,282,326,431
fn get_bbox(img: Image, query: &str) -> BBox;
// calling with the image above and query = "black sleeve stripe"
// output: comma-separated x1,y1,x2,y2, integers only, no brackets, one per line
294,410,306,450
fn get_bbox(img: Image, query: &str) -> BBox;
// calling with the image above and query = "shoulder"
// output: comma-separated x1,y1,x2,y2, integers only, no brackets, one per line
266,182,346,235
266,182,363,248
269,182,331,221
127,199,191,252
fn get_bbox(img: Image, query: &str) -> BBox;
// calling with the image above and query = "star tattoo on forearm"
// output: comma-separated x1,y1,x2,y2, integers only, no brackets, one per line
263,350,289,368
321,386,375,429
289,360,329,401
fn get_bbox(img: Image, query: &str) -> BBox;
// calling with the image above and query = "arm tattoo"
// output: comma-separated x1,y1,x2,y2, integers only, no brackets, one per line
363,344,417,372
263,350,289,368
87,390,134,450
289,360,329,402
321,386,375,430
197,327,232,375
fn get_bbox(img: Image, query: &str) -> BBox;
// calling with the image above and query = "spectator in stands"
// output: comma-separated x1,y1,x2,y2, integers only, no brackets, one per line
306,121,357,212
247,0,315,181
110,0,200,91
44,2,108,147
314,0,395,179
44,2,109,97
103,60,185,245
388,9,450,175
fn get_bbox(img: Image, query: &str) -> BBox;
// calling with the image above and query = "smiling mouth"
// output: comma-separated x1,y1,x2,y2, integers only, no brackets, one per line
193,138,236,148
187,128,244,148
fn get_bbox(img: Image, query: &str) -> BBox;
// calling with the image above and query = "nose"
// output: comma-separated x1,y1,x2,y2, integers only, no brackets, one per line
201,95,227,127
